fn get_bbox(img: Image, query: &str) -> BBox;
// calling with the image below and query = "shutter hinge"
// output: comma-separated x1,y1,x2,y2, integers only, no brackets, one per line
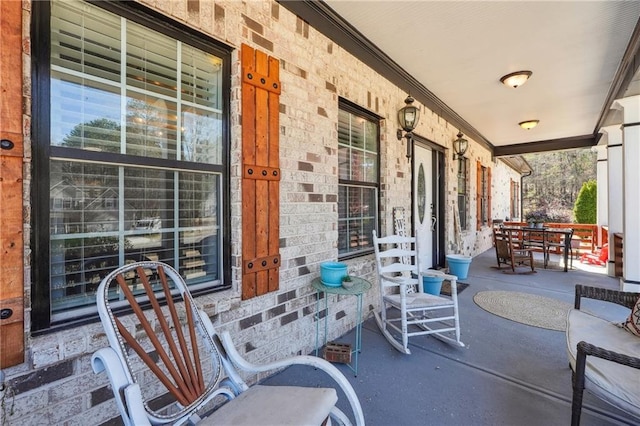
242,68,281,94
243,165,281,181
243,254,281,274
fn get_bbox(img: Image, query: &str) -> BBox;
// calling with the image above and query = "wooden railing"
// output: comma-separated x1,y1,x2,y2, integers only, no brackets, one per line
613,233,623,277
503,222,600,253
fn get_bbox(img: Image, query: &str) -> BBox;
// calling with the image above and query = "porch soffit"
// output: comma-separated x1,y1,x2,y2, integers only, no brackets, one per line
499,156,533,175
278,0,640,156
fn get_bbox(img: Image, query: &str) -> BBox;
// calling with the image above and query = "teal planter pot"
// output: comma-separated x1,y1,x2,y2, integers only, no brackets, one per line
446,254,472,280
421,270,445,295
320,261,347,287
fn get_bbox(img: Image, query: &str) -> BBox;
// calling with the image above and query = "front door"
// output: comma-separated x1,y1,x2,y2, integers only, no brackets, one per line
413,143,446,269
414,144,434,270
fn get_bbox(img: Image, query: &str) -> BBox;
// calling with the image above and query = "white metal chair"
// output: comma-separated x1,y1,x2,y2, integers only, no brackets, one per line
92,261,364,425
372,231,464,354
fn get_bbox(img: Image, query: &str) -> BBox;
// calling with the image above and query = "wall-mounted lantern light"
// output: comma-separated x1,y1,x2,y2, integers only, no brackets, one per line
453,131,468,159
396,95,420,160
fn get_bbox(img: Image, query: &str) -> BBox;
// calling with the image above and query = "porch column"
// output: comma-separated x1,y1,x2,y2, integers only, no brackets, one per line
612,95,640,292
600,125,622,277
593,144,607,245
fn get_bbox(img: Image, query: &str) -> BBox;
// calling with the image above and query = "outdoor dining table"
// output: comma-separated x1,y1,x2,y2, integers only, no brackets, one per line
501,226,574,272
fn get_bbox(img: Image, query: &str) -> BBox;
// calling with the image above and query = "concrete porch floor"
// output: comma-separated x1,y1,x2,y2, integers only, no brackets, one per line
264,248,639,425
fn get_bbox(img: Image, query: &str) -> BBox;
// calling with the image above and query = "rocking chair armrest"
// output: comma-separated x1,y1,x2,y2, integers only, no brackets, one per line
433,274,460,303
197,310,250,394
439,273,457,282
92,348,152,426
122,384,154,426
573,285,640,310
219,331,365,426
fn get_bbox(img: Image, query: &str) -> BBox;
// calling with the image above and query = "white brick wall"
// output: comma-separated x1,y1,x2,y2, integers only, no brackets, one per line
1,0,522,424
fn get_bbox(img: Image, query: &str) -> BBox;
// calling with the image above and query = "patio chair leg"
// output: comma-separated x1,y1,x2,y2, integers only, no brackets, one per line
571,351,587,426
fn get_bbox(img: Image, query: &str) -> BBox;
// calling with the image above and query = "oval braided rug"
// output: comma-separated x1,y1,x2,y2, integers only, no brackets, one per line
473,291,572,331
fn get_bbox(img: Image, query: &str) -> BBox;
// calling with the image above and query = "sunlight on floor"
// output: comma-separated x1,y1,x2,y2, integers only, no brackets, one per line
559,257,608,274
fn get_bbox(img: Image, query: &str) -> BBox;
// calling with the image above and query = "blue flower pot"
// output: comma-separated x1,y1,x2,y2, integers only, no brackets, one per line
320,262,347,287
422,271,445,295
446,254,472,280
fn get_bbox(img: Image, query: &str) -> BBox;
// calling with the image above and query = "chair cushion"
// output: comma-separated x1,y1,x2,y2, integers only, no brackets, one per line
621,295,640,337
201,385,337,426
566,309,640,417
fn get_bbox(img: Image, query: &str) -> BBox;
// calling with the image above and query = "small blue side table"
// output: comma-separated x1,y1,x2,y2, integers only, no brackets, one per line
311,276,371,376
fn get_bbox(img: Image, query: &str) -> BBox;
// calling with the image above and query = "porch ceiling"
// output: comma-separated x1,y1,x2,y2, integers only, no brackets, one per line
280,1,640,156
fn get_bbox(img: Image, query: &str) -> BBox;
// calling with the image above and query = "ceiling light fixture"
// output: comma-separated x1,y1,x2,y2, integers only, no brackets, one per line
519,120,539,130
500,70,533,88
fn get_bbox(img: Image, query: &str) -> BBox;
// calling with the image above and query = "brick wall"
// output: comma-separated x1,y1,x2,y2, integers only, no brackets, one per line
0,0,521,424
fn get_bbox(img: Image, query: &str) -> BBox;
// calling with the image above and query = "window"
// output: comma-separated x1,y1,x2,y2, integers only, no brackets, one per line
510,179,520,220
480,166,489,225
457,157,468,230
337,100,380,257
476,161,492,228
33,0,230,328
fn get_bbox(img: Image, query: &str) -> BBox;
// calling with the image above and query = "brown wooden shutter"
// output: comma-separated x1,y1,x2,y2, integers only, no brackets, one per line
476,161,482,229
0,0,25,367
241,44,281,300
487,166,492,226
510,179,515,219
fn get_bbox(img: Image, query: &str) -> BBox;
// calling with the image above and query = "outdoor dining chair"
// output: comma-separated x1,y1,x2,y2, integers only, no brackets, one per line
579,243,609,266
493,228,535,272
372,231,464,354
91,261,364,425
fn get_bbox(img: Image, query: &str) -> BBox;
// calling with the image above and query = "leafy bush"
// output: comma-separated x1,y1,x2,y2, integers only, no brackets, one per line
573,180,597,223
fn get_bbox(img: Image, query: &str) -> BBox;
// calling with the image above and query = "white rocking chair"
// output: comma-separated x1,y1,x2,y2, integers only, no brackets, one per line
92,261,364,425
372,231,464,354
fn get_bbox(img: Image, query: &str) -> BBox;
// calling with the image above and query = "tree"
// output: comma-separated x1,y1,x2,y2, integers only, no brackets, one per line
573,180,597,223
523,148,596,221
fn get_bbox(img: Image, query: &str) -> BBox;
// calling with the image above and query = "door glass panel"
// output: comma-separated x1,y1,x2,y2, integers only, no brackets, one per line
417,163,426,223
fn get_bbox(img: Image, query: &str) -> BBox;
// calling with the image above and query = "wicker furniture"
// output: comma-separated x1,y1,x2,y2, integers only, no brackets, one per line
92,261,364,425
372,231,464,354
493,228,535,272
566,284,640,425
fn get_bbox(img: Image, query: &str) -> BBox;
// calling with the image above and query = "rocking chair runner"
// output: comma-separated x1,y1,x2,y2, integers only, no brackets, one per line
372,231,464,354
92,261,364,425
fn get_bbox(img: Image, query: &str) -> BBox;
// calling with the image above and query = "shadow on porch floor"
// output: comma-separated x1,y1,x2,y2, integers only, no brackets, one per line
264,248,638,425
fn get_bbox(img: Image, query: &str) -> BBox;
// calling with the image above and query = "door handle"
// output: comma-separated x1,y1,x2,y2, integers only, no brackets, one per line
431,216,437,232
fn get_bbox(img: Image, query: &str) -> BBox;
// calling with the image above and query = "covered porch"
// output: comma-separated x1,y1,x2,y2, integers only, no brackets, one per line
266,248,637,425
1,1,639,423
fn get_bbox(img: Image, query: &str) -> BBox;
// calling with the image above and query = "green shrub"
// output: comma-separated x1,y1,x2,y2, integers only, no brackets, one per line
573,180,597,223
